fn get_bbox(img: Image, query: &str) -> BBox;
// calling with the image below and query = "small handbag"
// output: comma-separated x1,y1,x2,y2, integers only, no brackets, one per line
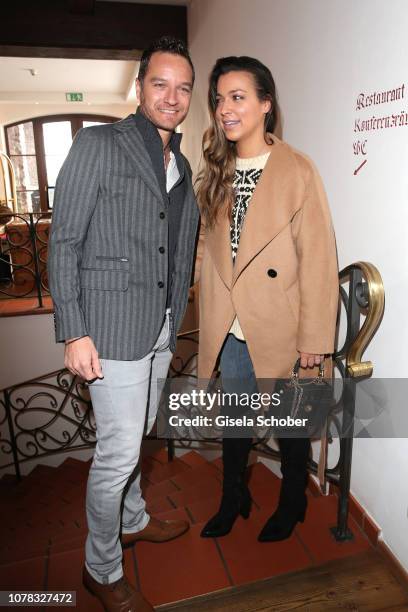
274,358,334,438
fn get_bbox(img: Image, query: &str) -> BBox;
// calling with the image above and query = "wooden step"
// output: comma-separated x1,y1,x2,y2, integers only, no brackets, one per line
157,549,408,611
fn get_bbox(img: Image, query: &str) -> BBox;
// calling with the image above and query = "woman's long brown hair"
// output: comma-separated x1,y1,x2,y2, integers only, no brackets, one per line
196,56,278,229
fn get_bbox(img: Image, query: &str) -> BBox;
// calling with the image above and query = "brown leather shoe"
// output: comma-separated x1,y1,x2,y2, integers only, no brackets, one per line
121,516,189,546
83,566,153,612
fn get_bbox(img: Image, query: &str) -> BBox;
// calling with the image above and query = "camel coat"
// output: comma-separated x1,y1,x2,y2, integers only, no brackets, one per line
195,135,339,380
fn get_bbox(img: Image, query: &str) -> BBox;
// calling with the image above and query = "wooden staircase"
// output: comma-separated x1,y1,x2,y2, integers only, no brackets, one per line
0,448,384,610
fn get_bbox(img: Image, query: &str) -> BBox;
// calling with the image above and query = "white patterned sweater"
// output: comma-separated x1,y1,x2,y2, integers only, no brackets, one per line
229,151,270,340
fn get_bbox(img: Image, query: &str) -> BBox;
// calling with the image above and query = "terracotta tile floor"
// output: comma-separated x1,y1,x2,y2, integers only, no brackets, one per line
142,457,190,484
296,494,371,564
143,477,180,503
0,556,46,590
167,475,222,507
137,524,231,606
147,495,177,515
0,450,373,609
186,495,226,524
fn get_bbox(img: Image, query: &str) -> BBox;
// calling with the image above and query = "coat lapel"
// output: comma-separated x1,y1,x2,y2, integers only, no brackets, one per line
113,115,163,203
206,212,234,289
232,140,302,286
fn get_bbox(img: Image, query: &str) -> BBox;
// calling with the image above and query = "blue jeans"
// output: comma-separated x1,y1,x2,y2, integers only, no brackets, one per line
219,333,257,428
219,334,310,501
220,333,257,390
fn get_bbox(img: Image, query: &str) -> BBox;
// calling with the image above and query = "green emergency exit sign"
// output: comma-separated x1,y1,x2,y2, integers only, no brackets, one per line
66,93,83,102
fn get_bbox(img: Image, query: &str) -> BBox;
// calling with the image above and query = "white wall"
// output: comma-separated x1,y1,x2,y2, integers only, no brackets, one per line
0,314,64,389
186,0,408,569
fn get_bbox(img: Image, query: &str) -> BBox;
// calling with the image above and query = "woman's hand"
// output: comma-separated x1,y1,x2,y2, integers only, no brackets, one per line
299,352,324,368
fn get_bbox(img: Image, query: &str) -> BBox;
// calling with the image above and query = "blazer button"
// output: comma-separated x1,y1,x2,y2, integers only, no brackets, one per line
158,281,164,288
159,212,165,219
267,268,277,278
159,246,165,254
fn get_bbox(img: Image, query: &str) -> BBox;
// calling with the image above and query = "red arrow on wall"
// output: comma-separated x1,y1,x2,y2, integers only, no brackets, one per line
354,159,367,175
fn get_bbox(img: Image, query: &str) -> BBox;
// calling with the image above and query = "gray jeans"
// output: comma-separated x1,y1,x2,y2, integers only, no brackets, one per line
85,312,173,584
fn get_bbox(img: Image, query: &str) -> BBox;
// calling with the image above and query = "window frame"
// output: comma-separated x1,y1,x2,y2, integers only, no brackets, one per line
5,114,119,212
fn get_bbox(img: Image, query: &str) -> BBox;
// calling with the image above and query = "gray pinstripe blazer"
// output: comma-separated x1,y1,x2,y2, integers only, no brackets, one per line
48,114,199,360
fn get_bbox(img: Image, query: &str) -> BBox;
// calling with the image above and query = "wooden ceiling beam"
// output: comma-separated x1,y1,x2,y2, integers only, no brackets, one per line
0,1,187,53
0,46,141,61
69,0,96,15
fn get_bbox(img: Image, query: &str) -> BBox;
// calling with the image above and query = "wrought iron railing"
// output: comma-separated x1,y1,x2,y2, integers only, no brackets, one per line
331,262,384,539
0,329,199,478
0,212,50,306
0,263,384,541
1,370,95,479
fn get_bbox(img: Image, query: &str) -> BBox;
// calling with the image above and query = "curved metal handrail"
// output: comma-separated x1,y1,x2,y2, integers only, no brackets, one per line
340,261,385,377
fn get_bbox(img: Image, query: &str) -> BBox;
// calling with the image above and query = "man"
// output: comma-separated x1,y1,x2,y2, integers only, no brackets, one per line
48,37,198,612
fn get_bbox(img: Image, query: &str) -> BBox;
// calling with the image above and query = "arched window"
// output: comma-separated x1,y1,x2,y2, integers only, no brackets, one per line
5,114,119,212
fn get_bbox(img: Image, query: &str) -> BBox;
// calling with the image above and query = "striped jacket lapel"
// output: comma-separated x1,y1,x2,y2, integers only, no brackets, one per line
113,114,163,203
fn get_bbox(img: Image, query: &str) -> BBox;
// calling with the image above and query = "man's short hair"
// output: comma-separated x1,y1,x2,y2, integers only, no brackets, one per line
138,36,195,86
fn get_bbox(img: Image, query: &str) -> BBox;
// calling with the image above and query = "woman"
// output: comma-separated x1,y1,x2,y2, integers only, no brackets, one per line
194,56,338,542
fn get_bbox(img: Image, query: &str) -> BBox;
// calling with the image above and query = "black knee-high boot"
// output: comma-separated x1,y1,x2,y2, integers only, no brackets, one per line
200,437,252,538
258,437,311,542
